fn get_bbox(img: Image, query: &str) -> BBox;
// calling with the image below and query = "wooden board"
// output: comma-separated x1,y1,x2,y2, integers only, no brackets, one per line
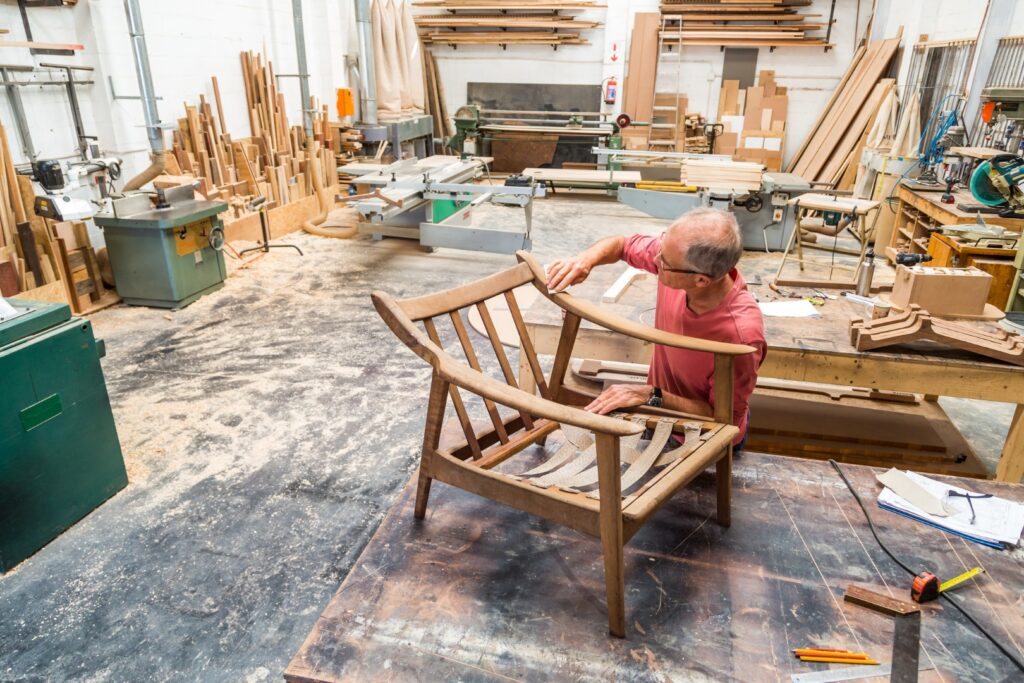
622,13,660,124
223,185,341,242
285,454,1024,682
790,36,901,181
522,168,641,184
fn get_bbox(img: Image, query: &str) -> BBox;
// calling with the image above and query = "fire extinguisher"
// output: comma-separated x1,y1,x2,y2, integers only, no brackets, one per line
603,77,617,105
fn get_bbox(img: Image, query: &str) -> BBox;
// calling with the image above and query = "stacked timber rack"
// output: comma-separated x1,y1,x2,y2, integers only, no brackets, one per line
0,123,118,314
168,51,345,229
414,0,605,48
680,158,764,192
787,33,902,184
659,0,833,49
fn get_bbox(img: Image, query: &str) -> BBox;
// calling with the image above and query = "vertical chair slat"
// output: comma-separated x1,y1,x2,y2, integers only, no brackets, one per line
504,290,550,398
449,310,510,444
423,317,483,460
548,311,582,400
474,301,536,431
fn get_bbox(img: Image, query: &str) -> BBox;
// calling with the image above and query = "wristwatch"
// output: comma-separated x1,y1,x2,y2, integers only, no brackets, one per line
647,386,663,408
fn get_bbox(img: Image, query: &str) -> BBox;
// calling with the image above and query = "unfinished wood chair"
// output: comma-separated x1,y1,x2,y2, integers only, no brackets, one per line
372,251,756,637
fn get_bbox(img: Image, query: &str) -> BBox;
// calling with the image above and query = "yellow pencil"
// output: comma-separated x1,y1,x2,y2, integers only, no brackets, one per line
794,650,871,659
799,656,881,665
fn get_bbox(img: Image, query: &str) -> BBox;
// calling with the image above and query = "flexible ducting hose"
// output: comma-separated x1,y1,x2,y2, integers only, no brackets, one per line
301,138,357,239
123,150,168,192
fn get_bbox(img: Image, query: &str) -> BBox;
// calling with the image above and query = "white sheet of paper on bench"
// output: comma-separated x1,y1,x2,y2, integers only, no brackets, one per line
878,470,1024,547
758,300,821,318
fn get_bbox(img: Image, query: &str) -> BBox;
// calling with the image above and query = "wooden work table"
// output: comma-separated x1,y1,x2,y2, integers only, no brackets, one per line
286,455,1024,681
519,255,1024,482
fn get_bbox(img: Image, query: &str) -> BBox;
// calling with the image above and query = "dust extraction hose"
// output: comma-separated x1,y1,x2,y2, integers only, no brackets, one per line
301,138,357,239
123,150,168,192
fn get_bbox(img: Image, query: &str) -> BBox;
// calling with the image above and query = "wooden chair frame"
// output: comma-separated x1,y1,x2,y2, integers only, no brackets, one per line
372,250,756,637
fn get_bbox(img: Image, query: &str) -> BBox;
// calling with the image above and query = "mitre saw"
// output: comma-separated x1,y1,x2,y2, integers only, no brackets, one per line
970,154,1024,218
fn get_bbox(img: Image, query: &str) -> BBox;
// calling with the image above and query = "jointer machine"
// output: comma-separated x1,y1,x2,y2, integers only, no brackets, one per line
344,156,545,254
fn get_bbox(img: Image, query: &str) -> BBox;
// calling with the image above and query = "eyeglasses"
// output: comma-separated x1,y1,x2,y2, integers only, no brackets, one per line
655,235,709,277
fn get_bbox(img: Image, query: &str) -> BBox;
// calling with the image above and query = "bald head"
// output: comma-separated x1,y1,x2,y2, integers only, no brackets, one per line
662,207,743,280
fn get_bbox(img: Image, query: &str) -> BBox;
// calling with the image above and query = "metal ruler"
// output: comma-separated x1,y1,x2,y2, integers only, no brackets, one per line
792,664,934,683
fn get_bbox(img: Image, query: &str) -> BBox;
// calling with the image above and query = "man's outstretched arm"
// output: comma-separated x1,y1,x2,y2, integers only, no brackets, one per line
546,234,627,292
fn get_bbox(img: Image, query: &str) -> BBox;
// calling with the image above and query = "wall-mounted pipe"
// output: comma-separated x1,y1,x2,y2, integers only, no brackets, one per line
291,0,313,136
355,0,378,125
122,0,166,191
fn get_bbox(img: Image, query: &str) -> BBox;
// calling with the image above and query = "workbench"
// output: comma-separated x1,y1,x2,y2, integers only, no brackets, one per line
519,256,1024,482
285,454,1024,681
885,185,1024,270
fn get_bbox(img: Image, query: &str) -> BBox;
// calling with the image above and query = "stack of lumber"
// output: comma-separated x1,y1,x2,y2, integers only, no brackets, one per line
168,51,342,229
414,0,603,47
0,122,117,313
680,158,763,191
787,35,902,183
423,49,453,140
733,70,787,171
659,0,829,47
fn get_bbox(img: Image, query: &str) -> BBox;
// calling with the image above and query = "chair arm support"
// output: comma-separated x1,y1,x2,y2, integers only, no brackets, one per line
438,354,644,438
516,251,756,357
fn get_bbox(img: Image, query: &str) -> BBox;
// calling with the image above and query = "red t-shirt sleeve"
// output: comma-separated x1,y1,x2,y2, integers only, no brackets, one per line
621,234,660,274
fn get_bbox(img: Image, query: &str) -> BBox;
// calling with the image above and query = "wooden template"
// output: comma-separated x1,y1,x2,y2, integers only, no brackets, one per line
372,250,755,636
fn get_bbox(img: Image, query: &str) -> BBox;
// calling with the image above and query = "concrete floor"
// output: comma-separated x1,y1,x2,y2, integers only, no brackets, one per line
0,194,1014,681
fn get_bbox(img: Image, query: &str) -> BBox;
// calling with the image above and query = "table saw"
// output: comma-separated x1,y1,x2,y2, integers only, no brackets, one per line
343,156,545,254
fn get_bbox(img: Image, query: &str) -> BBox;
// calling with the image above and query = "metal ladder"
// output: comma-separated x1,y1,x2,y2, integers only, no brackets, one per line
648,14,684,151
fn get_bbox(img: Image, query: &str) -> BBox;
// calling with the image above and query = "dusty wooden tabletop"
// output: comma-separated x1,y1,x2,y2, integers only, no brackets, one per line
285,452,1024,682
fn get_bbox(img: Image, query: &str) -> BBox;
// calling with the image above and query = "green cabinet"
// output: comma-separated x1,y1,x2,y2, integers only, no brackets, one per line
0,300,127,572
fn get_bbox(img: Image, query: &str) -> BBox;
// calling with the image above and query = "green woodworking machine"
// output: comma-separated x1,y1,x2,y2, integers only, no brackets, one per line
0,298,127,572
94,184,228,309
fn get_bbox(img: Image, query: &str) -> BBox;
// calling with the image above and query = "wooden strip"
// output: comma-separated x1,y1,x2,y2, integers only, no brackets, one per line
504,289,550,398
424,317,484,460
475,300,535,430
450,310,510,444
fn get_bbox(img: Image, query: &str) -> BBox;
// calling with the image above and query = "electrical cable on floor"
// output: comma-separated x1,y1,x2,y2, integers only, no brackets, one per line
828,459,1024,673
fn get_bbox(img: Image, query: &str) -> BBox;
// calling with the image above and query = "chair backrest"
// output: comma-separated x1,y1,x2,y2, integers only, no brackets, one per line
372,261,553,460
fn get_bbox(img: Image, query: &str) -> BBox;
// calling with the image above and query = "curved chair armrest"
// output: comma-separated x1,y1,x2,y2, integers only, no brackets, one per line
439,354,644,438
372,289,643,438
516,251,756,357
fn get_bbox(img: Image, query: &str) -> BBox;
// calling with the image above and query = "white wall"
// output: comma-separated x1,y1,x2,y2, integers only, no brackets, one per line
0,0,353,177
425,0,876,163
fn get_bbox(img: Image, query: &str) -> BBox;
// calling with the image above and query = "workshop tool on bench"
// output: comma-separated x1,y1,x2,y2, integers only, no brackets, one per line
844,585,921,683
237,196,304,258
894,251,933,267
911,566,984,603
946,490,993,524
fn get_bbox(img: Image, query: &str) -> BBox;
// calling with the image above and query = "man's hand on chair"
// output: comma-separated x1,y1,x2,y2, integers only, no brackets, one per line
546,255,592,292
585,384,654,415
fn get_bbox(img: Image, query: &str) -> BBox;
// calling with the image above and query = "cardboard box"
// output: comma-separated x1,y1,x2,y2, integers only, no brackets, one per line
889,265,993,316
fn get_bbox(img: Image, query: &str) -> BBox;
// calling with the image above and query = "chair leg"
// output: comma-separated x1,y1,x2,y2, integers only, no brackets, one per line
414,469,433,520
596,432,626,637
716,446,732,528
601,527,626,637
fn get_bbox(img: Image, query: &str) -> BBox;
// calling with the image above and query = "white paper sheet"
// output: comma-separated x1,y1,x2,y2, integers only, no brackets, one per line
878,470,1024,546
758,299,821,318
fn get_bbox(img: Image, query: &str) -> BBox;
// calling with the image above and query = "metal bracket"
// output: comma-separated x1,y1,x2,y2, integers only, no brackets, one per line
844,585,921,683
108,75,164,101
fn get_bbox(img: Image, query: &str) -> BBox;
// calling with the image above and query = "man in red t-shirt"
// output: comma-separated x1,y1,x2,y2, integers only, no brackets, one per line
546,207,766,447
